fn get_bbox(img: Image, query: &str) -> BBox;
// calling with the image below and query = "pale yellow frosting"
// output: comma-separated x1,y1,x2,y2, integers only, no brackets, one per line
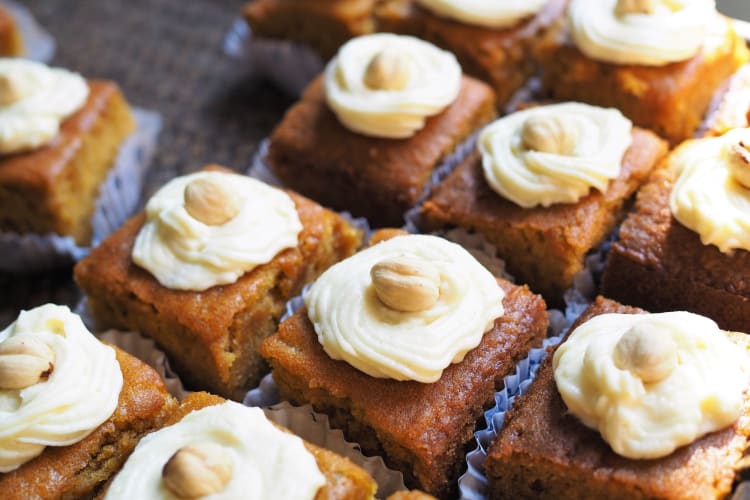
0,304,123,473
0,58,89,154
132,171,303,291
415,0,548,29
479,102,632,208
105,402,325,500
568,0,717,66
324,33,461,139
669,129,750,253
305,234,505,383
553,311,750,459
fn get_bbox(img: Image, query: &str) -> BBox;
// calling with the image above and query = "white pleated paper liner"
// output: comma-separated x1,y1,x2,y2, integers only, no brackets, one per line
699,63,750,137
1,0,55,62
223,18,324,97
0,108,162,272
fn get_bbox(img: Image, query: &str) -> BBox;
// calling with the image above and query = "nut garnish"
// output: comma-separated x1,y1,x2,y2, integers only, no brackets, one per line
162,442,233,498
363,48,411,91
521,115,579,156
0,336,56,390
730,141,750,189
371,255,440,312
613,322,677,383
615,0,656,16
184,177,242,226
0,74,30,106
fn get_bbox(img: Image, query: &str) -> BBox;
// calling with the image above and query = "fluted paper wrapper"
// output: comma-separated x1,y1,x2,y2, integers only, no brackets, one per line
1,0,55,62
224,19,324,97
97,329,189,400
0,108,161,271
245,388,408,498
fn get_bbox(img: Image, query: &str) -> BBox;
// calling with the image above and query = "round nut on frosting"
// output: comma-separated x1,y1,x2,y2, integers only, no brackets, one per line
363,48,411,91
521,115,578,156
184,177,242,226
371,255,441,312
0,337,56,390
615,0,656,16
0,74,31,106
730,141,750,189
613,322,678,384
162,442,233,498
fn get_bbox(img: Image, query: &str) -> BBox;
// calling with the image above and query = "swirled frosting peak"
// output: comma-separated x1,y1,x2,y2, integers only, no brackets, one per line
553,311,750,459
105,402,325,500
324,33,462,139
480,102,632,208
568,0,717,66
305,234,505,383
132,171,303,291
0,304,123,473
669,128,750,254
0,58,89,154
415,0,548,29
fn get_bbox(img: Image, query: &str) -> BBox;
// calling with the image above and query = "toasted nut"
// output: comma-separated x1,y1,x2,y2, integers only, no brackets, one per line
363,48,411,91
730,141,750,189
521,115,578,155
162,442,233,498
371,255,440,312
613,322,677,383
0,74,31,106
615,0,656,16
0,337,56,390
184,177,242,226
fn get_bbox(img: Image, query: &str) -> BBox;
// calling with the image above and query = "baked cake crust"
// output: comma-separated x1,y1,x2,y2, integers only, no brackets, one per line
536,15,749,144
244,0,380,60
169,392,378,500
0,346,178,499
74,177,363,400
0,7,23,56
0,81,135,245
485,296,750,500
266,75,496,227
601,147,750,333
420,127,668,304
375,0,567,107
259,278,548,497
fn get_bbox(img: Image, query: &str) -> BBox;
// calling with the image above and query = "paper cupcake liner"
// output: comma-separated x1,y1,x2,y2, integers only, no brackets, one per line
0,108,162,272
699,63,750,137
224,19,324,97
97,329,189,401
1,0,55,62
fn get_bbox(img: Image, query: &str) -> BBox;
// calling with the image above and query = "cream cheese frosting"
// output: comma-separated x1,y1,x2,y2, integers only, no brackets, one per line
414,0,548,29
105,402,325,500
0,58,89,154
305,234,505,383
669,128,750,254
0,304,123,473
568,0,717,66
479,102,632,208
324,33,461,139
132,171,303,291
553,311,750,459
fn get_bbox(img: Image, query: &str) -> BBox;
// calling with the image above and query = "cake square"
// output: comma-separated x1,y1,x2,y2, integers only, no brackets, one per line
536,14,749,144
419,127,667,303
0,345,178,499
484,296,750,499
601,140,750,333
375,0,567,107
265,75,496,227
0,7,22,56
74,172,364,400
0,81,135,245
244,0,380,60
259,277,548,497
